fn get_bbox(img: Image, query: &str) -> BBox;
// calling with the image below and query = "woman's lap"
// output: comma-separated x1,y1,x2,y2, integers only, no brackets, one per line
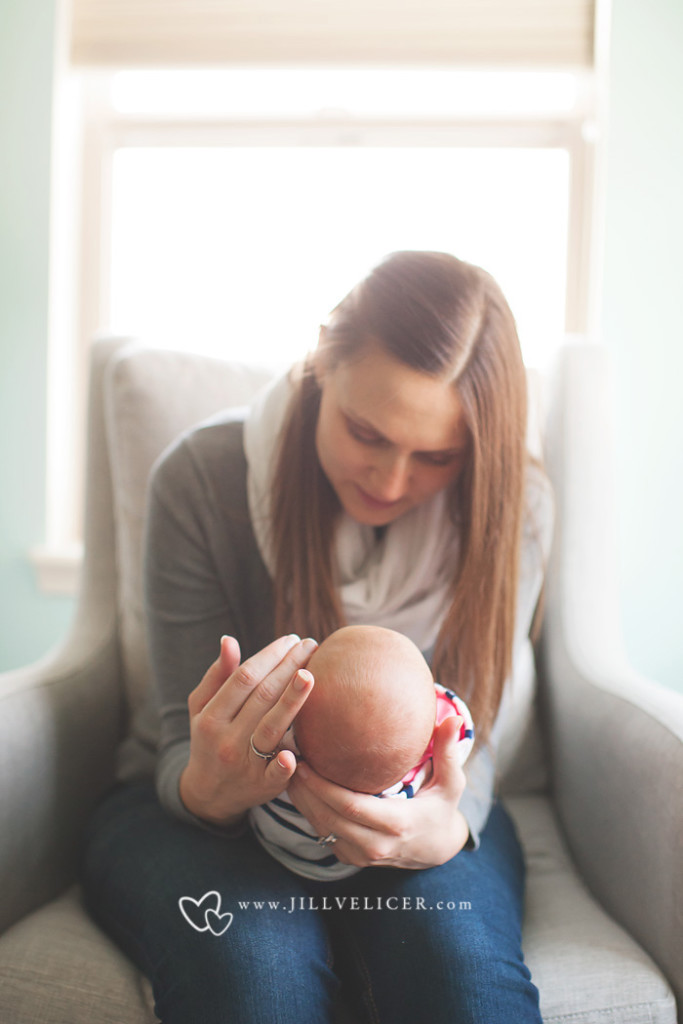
81,782,540,1024
323,804,540,1023
82,782,338,1023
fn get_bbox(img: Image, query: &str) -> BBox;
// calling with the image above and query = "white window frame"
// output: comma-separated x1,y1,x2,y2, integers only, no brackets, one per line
36,67,600,595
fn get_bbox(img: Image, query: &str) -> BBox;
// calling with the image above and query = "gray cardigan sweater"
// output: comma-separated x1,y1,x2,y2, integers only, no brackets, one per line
138,409,553,849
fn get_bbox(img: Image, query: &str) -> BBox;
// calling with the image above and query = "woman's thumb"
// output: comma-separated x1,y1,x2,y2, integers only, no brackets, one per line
431,714,465,790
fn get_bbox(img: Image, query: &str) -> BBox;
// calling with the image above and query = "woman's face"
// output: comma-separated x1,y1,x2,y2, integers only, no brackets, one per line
315,344,470,526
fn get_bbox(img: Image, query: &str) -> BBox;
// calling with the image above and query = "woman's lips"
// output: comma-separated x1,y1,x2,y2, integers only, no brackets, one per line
355,485,401,511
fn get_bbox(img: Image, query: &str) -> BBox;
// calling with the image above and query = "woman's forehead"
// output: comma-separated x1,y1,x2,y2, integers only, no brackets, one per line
331,348,469,452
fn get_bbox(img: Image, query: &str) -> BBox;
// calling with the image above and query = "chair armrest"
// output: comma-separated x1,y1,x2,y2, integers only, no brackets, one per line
539,341,683,1012
0,618,124,935
0,338,135,934
540,635,683,1013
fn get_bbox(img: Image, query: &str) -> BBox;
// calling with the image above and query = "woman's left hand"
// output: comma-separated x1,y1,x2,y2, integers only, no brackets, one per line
287,714,470,869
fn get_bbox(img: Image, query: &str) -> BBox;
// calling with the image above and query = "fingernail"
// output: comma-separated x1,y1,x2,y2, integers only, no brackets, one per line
287,633,301,643
294,669,313,690
277,754,289,769
296,762,310,780
301,637,318,653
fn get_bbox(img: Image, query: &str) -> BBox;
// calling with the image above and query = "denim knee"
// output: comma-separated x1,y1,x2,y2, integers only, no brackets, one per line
319,802,541,1024
150,913,338,1024
81,782,341,1024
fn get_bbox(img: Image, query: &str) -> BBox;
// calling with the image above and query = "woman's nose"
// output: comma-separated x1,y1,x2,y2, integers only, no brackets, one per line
371,453,410,501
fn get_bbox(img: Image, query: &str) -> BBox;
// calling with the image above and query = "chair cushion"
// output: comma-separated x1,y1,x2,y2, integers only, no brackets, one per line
505,795,677,1024
0,799,675,1024
0,885,157,1023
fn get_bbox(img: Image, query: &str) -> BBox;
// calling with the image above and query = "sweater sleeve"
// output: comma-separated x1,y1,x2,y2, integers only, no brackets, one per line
143,414,274,829
458,462,555,849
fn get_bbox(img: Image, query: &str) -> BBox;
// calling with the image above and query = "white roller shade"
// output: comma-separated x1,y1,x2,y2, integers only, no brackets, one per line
70,0,595,68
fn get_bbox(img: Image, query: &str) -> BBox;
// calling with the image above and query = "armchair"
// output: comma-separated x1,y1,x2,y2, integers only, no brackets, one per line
0,337,680,1023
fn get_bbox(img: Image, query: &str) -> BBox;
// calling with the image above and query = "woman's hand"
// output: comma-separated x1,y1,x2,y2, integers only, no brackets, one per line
179,634,317,827
287,714,470,869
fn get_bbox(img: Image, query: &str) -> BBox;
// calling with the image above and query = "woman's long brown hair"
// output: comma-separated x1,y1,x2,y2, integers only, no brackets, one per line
270,251,538,745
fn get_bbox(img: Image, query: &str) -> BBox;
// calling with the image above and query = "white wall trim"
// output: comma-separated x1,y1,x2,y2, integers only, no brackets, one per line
30,544,83,596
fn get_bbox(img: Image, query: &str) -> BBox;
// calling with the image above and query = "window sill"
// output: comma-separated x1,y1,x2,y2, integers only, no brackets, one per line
30,544,83,596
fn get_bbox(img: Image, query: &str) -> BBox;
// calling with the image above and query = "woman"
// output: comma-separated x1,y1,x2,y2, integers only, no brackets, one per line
83,251,553,1023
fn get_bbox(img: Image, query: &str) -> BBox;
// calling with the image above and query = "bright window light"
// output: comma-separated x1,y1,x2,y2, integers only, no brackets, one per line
111,68,580,119
109,146,569,369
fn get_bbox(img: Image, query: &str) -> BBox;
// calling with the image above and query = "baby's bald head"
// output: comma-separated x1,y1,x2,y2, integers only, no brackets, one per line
295,625,436,793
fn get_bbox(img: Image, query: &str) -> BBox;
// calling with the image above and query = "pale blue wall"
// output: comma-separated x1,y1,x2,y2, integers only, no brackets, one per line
601,0,683,692
0,0,75,671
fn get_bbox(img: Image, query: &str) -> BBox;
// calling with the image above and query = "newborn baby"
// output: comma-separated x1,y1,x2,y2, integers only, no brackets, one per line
249,625,474,879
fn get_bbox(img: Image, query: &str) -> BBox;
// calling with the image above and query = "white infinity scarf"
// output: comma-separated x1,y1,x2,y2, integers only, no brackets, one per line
243,371,461,653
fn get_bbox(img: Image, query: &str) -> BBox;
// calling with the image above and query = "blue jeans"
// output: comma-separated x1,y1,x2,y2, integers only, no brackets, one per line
81,782,541,1024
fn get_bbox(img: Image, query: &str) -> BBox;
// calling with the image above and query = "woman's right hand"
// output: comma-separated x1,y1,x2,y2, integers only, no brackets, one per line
179,634,317,826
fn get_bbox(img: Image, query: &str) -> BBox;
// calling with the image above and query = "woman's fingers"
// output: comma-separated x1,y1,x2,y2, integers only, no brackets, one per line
188,635,241,716
206,634,310,722
250,668,314,758
287,766,404,867
288,763,392,836
287,751,471,870
238,637,318,730
181,636,319,825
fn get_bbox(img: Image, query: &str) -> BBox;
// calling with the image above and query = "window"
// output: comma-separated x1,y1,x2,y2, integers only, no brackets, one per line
39,66,597,592
110,144,570,369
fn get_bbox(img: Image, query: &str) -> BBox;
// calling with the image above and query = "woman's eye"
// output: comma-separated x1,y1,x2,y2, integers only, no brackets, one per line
347,420,381,445
417,451,460,467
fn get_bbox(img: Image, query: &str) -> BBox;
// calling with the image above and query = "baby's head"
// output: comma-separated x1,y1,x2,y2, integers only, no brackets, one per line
295,625,436,793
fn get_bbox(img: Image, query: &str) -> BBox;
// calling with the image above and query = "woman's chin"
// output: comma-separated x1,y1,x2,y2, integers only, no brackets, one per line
342,485,407,526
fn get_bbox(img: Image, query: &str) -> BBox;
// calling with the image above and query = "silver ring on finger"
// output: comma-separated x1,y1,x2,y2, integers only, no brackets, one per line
317,832,338,846
250,733,277,762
